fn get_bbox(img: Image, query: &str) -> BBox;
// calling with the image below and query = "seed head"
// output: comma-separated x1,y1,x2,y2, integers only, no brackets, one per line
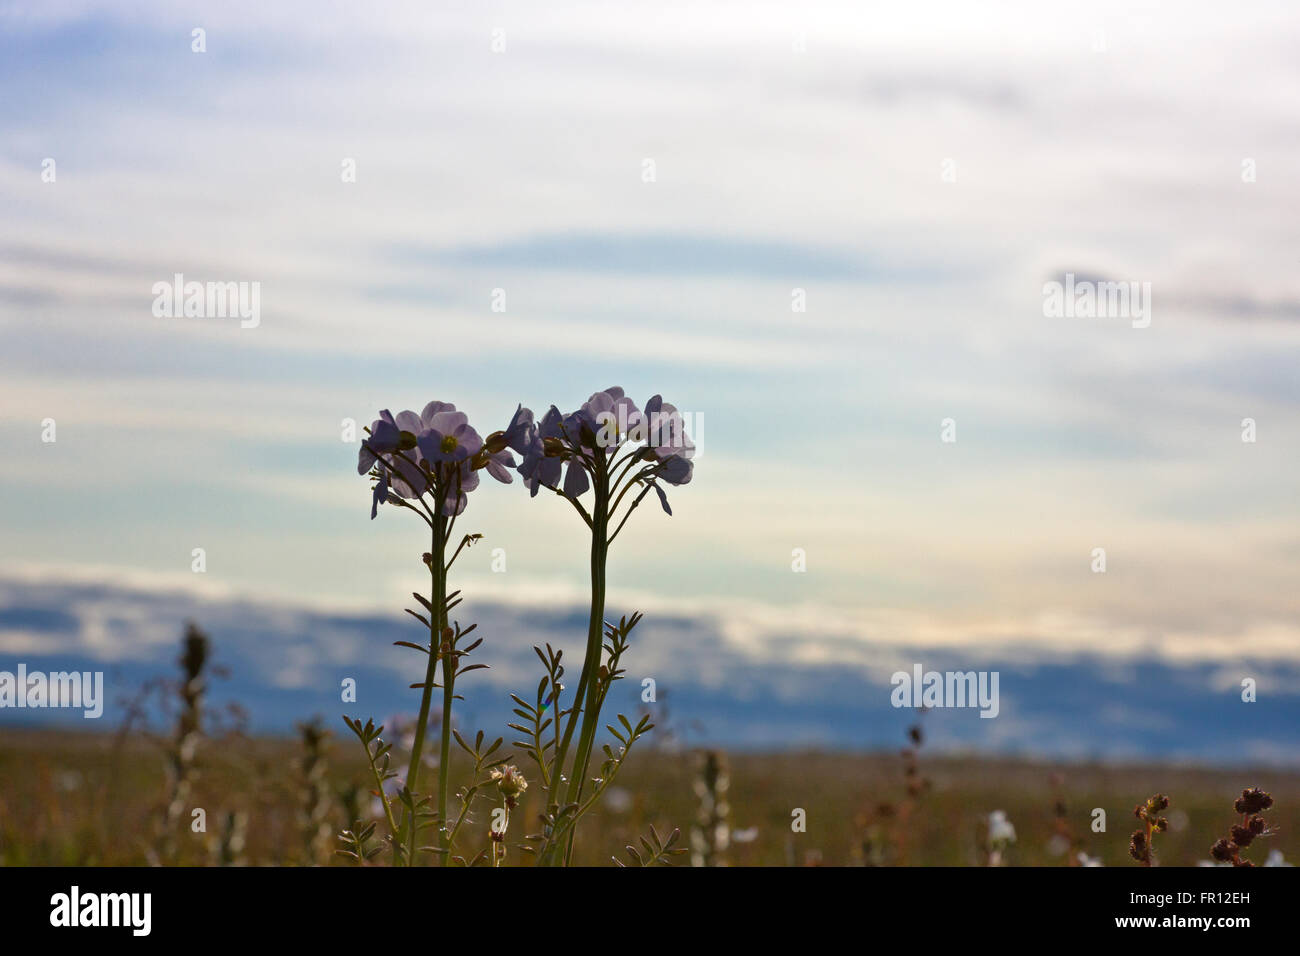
1210,838,1237,863
1129,830,1148,862
1234,788,1273,815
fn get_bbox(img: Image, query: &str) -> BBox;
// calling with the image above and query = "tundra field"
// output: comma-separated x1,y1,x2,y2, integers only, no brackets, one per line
1,729,1294,868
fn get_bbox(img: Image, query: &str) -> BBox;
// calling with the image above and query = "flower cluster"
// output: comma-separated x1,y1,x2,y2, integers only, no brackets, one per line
358,402,533,519
517,387,694,515
359,390,693,527
1129,793,1169,865
1210,788,1275,867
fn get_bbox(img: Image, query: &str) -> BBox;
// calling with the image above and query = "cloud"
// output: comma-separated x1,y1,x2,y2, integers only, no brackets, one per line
2,571,1299,763
392,232,939,281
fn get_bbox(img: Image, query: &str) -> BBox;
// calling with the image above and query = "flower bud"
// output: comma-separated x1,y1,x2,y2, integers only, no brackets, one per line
490,765,528,800
484,430,509,454
1234,788,1273,815
1210,838,1237,862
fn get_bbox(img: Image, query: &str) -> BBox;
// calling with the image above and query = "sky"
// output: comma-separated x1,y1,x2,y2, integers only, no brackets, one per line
2,1,1299,758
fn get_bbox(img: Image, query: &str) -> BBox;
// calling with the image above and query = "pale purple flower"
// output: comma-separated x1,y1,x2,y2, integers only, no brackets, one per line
519,406,565,497
359,400,495,518
582,387,640,451
562,454,589,497
502,404,535,455
642,395,695,462
484,448,516,484
417,410,482,464
516,388,697,512
657,454,693,487
357,410,401,474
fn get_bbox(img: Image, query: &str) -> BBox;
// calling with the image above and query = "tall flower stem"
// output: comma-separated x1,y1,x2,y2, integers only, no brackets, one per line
539,454,610,866
436,568,456,866
402,502,448,865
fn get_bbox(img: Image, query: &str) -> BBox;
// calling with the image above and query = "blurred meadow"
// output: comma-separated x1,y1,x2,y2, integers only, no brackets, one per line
4,726,1296,867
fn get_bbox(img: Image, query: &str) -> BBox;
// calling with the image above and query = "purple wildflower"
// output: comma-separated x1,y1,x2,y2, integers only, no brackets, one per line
357,410,402,474
643,395,695,464
583,387,641,452
417,409,483,465
502,404,535,455
484,448,516,484
518,406,566,497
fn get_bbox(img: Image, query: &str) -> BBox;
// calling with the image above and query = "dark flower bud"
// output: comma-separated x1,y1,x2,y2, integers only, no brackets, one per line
909,726,923,746
1248,816,1266,835
1154,817,1168,832
1149,794,1169,813
1234,788,1273,815
484,430,509,454
1134,804,1146,820
542,437,565,457
1129,830,1148,861
1230,825,1254,847
441,626,454,642
398,430,419,451
1210,838,1236,862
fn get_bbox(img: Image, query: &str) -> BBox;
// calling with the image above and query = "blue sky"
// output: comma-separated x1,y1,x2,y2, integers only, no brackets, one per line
3,1,1300,756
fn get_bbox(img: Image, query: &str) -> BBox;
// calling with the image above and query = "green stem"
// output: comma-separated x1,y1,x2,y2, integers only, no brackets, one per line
437,614,455,865
402,505,448,865
540,456,609,866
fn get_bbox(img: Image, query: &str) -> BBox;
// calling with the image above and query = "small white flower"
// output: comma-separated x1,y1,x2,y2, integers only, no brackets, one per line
1264,849,1293,867
1076,851,1103,867
988,810,1016,844
490,764,528,799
